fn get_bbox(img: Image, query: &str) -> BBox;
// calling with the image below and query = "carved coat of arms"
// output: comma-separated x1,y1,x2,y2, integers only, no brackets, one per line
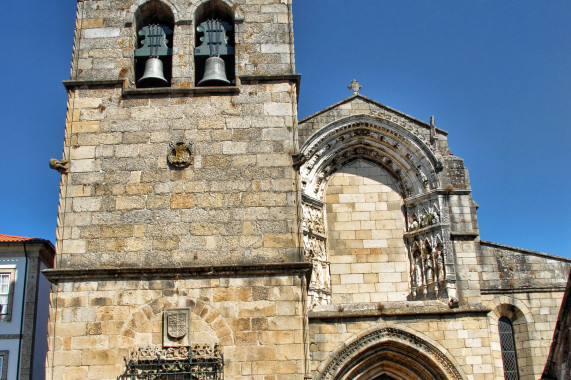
165,309,189,340
167,141,194,168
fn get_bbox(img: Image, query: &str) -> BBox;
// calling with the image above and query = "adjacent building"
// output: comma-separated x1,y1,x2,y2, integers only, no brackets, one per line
44,1,570,379
0,234,54,380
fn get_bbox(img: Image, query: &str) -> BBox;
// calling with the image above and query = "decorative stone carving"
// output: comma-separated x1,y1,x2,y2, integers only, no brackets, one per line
299,118,442,201
49,158,69,174
405,194,455,301
163,308,190,347
167,141,194,168
318,328,464,380
304,234,331,309
302,203,325,235
302,196,331,309
435,243,445,282
122,344,223,379
348,79,362,95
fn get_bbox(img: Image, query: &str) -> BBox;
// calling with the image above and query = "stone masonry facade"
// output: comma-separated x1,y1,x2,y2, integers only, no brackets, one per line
46,1,570,380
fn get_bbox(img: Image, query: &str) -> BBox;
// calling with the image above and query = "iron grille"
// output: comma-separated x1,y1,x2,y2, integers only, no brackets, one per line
498,317,519,380
119,345,223,380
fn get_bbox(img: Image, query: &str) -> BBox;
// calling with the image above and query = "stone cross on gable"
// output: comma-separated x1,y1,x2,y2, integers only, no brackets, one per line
348,79,362,95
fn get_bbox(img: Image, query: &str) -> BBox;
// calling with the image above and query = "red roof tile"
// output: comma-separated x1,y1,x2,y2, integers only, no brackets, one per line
0,234,49,243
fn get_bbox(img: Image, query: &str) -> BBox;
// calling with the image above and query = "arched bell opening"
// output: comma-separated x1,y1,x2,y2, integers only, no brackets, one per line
194,0,235,86
134,1,175,88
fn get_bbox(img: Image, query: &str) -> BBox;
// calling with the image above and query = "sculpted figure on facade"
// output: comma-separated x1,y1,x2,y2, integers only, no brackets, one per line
408,214,419,231
304,234,331,308
435,243,445,282
423,241,434,285
302,203,325,235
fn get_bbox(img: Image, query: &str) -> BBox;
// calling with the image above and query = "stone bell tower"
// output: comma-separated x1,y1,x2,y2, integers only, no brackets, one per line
46,0,309,379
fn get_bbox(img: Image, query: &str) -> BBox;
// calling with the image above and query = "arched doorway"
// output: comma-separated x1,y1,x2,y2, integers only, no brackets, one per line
317,328,465,380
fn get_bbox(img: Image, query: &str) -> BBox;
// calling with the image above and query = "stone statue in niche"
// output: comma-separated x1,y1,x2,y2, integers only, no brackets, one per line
408,214,419,231
423,246,434,285
412,244,423,297
432,211,440,224
435,243,445,282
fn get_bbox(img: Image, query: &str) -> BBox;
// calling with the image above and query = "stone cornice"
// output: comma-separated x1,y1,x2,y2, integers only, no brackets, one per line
309,303,490,320
238,74,300,86
43,262,312,282
298,93,448,136
63,79,124,90
63,77,300,97
481,286,567,295
449,231,479,239
480,240,571,262
122,86,240,97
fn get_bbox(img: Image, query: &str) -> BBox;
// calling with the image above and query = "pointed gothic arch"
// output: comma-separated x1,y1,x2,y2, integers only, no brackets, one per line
316,327,467,380
299,114,442,200
299,115,458,308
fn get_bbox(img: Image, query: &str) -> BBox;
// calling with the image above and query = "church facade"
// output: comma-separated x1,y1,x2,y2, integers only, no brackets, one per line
45,1,570,379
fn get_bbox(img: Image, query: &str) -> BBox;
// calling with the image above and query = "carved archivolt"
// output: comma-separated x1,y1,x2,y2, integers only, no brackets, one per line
317,327,465,380
299,115,442,200
299,115,457,307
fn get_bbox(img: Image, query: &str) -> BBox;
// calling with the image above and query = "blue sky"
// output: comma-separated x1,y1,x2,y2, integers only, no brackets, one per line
0,1,569,257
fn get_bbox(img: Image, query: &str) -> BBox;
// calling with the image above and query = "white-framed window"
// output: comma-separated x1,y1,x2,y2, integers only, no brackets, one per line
0,269,15,321
0,350,8,380
0,274,10,314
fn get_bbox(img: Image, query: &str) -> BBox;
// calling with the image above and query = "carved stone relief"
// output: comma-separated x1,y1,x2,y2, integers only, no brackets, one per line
318,327,464,380
167,141,194,168
299,120,441,200
298,116,458,307
302,197,331,309
404,195,456,302
304,234,331,308
302,202,325,235
163,308,190,347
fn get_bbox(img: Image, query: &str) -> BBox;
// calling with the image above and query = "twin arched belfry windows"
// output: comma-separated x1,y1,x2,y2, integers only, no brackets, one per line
134,0,235,88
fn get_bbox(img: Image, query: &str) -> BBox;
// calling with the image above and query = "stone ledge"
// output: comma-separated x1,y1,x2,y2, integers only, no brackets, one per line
403,223,450,238
0,334,21,340
43,262,312,282
450,231,479,239
122,86,240,97
309,302,490,320
62,74,301,94
63,79,124,90
481,286,567,295
480,240,571,262
239,74,300,86
404,188,472,204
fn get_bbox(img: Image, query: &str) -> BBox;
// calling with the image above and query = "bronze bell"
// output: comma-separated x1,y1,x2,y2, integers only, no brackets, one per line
198,56,230,86
138,57,169,88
